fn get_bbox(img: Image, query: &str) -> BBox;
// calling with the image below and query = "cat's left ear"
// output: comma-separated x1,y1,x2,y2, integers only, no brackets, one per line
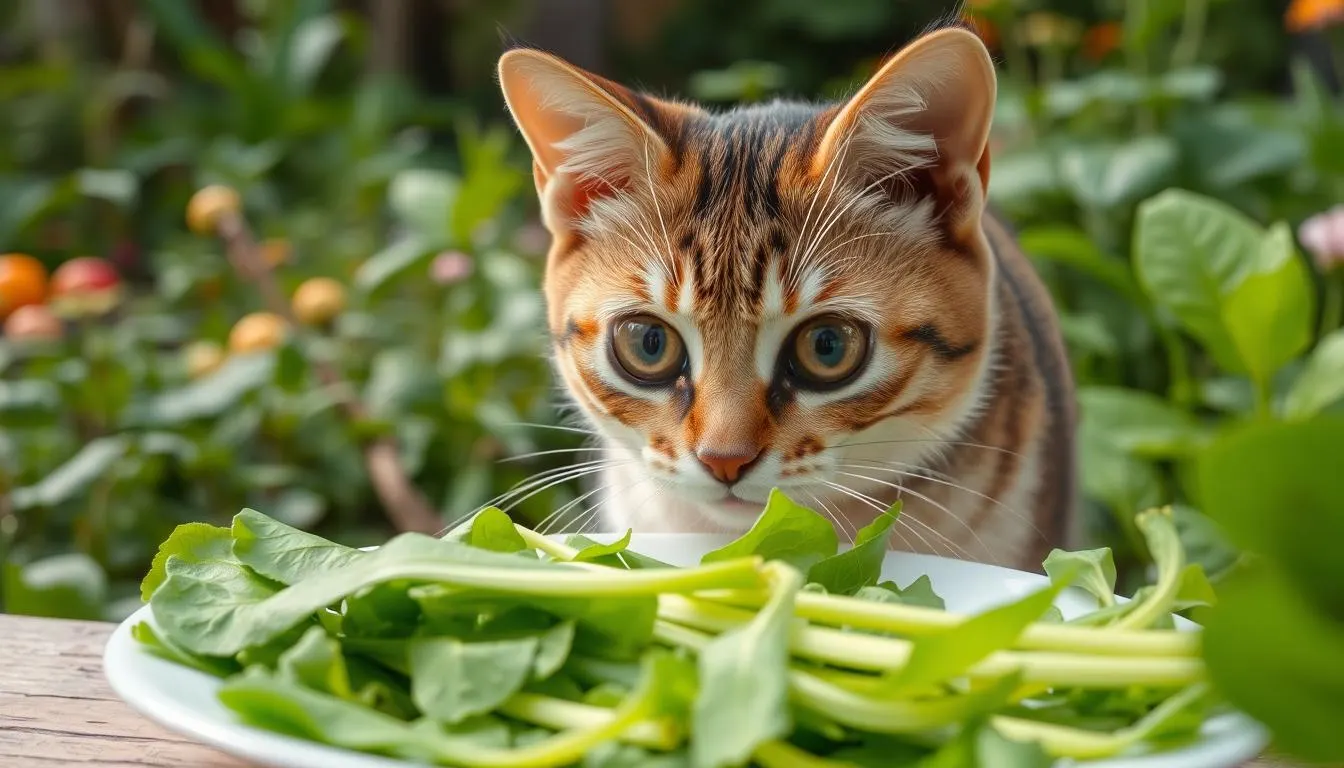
816,27,996,236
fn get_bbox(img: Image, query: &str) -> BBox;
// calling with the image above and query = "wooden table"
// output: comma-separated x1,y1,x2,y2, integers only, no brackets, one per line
0,613,1293,768
0,614,243,766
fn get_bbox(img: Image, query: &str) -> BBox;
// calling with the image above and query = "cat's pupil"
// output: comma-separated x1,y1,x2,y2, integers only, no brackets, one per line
812,328,843,366
640,326,664,360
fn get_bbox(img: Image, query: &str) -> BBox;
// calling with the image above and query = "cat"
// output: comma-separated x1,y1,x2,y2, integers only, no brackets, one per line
495,25,1077,571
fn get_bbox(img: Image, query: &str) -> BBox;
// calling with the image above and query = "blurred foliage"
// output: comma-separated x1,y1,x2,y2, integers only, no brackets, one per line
3,7,1344,753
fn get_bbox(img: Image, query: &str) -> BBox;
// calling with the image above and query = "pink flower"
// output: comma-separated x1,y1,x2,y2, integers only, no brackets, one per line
1300,205,1344,273
430,251,473,285
513,221,551,255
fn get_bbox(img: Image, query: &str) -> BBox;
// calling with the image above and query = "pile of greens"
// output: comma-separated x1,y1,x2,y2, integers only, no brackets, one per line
135,490,1223,767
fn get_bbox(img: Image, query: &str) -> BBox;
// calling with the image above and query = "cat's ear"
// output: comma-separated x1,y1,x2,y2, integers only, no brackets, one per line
816,27,996,233
498,49,681,240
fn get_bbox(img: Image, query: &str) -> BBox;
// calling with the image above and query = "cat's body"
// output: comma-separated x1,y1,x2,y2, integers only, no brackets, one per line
498,26,1077,571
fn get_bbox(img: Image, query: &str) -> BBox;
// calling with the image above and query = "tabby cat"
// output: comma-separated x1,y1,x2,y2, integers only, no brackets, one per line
496,25,1077,570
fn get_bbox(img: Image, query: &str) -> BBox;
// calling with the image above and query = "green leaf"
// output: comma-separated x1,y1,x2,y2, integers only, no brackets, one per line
278,626,353,698
466,507,529,553
1221,222,1315,387
693,563,802,768
882,585,1063,693
1203,564,1344,763
564,535,671,569
232,508,363,585
8,436,129,510
131,353,275,424
572,530,633,563
1043,548,1116,608
806,504,900,595
1198,418,1344,620
389,169,458,247
141,522,234,601
1133,189,1261,371
533,622,577,680
854,575,946,611
354,236,433,294
1284,329,1344,419
701,489,838,572
1172,563,1217,611
131,622,239,678
150,558,284,653
2,553,107,621
1078,386,1203,458
1060,138,1178,210
409,635,539,724
975,726,1054,768
1017,225,1143,303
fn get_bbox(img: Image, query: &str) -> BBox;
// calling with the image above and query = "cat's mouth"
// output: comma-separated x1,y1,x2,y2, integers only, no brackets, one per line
695,489,770,529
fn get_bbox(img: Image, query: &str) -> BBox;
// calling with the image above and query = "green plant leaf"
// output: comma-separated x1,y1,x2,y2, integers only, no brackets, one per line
131,622,240,678
2,553,107,621
882,585,1064,693
140,522,234,601
278,626,353,698
1283,329,1344,418
409,635,539,724
854,575,946,611
466,507,529,553
130,353,275,425
232,508,363,585
1043,548,1116,608
354,236,433,294
389,169,458,246
701,489,837,572
1133,189,1261,372
533,621,577,680
564,536,671,569
1017,225,1143,302
1060,138,1178,210
1198,417,1344,621
572,530,633,563
1221,222,1314,387
1203,564,1344,763
806,503,900,595
693,563,802,768
1078,386,1204,458
8,436,130,510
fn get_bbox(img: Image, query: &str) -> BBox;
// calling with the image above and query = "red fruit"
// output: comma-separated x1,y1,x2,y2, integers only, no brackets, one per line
49,257,123,317
3,304,63,341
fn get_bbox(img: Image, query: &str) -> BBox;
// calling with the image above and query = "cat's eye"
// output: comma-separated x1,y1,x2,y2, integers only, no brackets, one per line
610,315,686,385
788,315,869,388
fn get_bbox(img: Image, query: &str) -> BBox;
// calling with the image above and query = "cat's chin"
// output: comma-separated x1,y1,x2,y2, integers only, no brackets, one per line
692,492,768,531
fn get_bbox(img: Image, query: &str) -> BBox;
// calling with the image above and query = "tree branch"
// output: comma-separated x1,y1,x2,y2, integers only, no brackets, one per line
214,210,443,535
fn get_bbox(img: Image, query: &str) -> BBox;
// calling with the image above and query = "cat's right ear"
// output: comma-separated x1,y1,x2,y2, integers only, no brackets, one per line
498,49,676,242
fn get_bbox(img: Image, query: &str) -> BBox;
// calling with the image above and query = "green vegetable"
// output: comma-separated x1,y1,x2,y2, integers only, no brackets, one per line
137,495,1220,767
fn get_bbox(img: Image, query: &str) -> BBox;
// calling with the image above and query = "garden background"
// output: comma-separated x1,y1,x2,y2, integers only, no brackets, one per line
3,3,1344,755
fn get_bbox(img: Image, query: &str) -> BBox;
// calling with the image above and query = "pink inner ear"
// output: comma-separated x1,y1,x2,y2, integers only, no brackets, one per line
568,175,628,222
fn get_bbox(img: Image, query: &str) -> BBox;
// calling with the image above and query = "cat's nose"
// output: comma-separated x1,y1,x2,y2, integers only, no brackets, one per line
696,447,761,484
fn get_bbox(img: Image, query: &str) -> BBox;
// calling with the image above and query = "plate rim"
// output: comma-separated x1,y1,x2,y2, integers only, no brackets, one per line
104,536,1270,768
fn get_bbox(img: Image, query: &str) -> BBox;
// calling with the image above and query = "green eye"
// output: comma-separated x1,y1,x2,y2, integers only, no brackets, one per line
611,315,686,384
790,315,868,387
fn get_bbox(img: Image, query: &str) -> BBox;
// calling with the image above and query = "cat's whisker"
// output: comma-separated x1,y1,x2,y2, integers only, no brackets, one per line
533,483,609,536
642,138,680,285
842,457,1038,539
504,422,600,437
834,467,989,562
821,479,960,561
474,459,627,520
498,446,605,464
813,230,908,263
788,128,860,289
803,489,857,542
496,462,627,522
797,165,923,280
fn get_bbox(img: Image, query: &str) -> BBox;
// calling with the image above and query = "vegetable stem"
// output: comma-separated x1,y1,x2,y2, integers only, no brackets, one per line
498,693,681,750
1114,508,1184,630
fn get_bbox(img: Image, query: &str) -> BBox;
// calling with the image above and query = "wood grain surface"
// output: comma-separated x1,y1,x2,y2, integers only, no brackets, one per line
0,613,1295,768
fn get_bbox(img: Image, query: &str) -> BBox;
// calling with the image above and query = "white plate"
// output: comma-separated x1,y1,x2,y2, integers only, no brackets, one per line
104,533,1268,768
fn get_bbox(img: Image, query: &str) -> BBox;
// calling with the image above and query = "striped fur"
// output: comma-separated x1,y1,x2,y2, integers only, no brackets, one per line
498,28,1077,570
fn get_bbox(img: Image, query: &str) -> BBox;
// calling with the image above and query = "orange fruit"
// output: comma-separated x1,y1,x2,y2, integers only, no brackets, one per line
48,256,123,317
184,341,227,379
228,312,288,353
292,277,346,326
186,185,242,235
0,253,48,320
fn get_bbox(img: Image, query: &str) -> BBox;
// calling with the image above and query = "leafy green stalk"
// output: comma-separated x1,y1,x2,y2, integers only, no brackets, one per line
152,534,763,655
990,683,1211,759
497,693,681,750
1115,507,1184,630
659,595,1201,688
700,590,1199,657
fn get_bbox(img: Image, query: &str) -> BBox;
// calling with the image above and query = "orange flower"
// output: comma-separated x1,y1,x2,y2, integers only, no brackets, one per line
963,12,1000,50
1286,0,1344,32
1083,22,1123,61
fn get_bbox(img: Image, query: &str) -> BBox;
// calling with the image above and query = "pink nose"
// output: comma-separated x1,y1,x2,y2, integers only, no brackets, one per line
696,448,761,484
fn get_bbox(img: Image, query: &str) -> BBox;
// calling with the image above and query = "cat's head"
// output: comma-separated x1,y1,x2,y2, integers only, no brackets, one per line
497,28,999,528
